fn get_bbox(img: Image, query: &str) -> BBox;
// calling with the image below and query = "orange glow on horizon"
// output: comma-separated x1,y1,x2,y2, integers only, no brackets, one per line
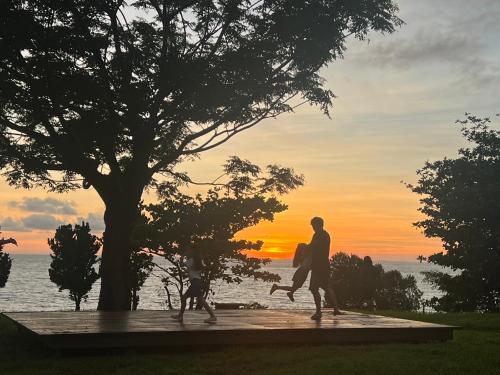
1,167,441,261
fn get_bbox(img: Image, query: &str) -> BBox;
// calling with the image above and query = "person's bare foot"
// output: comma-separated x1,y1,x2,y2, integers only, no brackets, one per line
270,284,278,295
171,314,183,322
286,291,295,302
310,312,322,321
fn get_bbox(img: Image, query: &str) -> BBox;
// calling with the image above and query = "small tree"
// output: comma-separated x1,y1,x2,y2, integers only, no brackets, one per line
48,222,101,311
417,255,426,263
409,114,500,312
0,229,17,288
142,157,300,307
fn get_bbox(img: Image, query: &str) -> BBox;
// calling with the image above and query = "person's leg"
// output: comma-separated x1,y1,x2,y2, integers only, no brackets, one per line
291,280,301,294
325,286,341,314
200,297,216,317
172,292,188,321
310,287,322,320
179,293,188,315
270,284,293,294
198,295,217,323
286,280,302,302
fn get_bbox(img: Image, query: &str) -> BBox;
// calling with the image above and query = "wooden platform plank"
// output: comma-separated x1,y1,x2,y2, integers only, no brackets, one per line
2,310,456,349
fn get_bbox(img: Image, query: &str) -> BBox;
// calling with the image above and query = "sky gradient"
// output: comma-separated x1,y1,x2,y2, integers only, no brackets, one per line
1,0,499,260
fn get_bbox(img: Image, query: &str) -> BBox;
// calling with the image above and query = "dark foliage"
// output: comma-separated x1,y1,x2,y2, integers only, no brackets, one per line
0,247,12,289
409,114,500,312
48,222,101,311
0,0,402,310
0,230,16,288
129,247,154,310
329,252,422,310
139,157,302,307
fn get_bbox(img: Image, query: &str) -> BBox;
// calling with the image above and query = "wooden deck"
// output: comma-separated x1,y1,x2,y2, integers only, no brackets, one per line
2,309,455,349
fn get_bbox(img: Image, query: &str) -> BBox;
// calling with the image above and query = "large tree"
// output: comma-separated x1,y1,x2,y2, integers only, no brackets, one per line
409,114,500,312
0,0,402,310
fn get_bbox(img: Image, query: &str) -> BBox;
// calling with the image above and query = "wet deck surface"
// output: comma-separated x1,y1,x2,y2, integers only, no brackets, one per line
3,309,456,349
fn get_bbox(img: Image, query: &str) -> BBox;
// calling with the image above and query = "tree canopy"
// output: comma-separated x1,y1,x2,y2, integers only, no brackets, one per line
0,0,401,191
409,114,500,312
0,0,402,193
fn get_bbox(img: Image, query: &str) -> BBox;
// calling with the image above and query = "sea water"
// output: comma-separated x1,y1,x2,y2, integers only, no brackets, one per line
0,254,445,312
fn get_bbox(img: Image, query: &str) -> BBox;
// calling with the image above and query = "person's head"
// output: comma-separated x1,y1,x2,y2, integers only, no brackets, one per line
183,244,194,257
184,244,203,270
310,216,324,232
293,243,309,267
363,256,373,267
296,243,308,252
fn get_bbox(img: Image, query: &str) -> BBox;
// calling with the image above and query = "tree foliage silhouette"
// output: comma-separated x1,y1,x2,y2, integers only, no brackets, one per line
0,229,16,288
329,252,422,310
129,247,154,310
141,156,299,307
48,222,101,311
0,0,402,310
409,114,500,312
417,255,426,263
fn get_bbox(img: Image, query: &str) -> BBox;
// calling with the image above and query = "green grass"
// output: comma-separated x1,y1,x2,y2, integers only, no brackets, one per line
1,311,499,375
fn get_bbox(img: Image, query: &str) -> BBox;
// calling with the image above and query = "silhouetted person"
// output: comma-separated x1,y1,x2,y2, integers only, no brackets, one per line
360,256,377,311
171,245,217,324
308,217,341,320
270,243,311,302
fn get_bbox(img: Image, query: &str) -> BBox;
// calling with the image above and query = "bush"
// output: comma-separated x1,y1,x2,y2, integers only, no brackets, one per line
329,252,422,311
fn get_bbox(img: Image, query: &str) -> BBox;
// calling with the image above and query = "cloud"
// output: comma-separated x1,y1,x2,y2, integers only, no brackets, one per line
21,214,66,230
351,1,500,89
8,197,77,215
1,211,105,233
77,212,105,232
360,31,481,68
1,214,66,231
0,217,30,232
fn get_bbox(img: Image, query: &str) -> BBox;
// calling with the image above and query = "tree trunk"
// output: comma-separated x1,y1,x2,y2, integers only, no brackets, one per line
75,297,81,311
165,286,173,310
97,200,138,311
132,288,139,310
188,296,195,310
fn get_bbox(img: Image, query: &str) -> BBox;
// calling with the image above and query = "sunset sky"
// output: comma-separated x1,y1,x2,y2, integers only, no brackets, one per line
1,0,499,260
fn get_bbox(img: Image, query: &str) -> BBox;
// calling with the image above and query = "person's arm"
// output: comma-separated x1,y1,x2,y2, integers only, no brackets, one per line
308,233,317,249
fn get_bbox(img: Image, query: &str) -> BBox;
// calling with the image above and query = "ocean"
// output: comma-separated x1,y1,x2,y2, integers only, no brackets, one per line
0,254,445,312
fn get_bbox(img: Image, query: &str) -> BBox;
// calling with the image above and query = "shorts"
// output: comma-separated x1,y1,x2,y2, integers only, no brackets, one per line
184,278,203,298
309,271,330,291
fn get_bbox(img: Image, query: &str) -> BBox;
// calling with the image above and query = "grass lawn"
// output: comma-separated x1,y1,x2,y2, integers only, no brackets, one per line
0,311,499,375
